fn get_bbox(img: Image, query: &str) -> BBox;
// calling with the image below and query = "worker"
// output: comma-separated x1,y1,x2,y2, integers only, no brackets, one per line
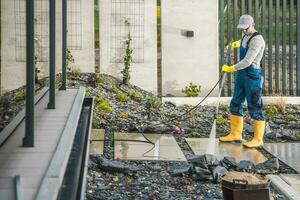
219,14,265,148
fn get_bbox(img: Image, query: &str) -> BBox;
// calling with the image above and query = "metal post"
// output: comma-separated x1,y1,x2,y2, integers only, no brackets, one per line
268,0,273,95
262,0,266,94
227,0,232,96
48,0,56,109
297,0,300,95
248,0,252,15
220,0,225,97
275,0,280,93
290,0,294,95
60,0,67,90
23,0,35,147
282,0,287,95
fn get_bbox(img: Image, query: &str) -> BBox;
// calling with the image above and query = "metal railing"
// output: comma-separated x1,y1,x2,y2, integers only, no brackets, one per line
219,0,300,96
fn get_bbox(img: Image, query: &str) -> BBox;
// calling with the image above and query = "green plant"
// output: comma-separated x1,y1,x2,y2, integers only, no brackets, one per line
119,112,129,119
216,114,227,126
130,91,143,102
284,114,298,122
146,96,161,109
191,131,201,137
96,97,113,113
15,91,26,102
121,19,133,84
219,104,228,111
87,73,99,88
71,68,81,78
182,82,201,97
34,56,41,84
66,48,75,71
0,95,9,107
111,86,119,94
264,105,279,120
294,134,300,140
116,91,129,102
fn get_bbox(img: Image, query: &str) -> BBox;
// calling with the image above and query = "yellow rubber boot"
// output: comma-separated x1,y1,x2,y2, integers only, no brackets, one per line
219,115,243,142
243,120,265,148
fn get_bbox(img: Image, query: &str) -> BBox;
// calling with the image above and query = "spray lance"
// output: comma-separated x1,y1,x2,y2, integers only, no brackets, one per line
205,42,232,155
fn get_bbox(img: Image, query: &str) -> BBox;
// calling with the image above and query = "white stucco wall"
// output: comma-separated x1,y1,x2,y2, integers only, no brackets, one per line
100,0,157,94
0,0,94,92
1,0,63,92
69,0,94,73
161,0,219,97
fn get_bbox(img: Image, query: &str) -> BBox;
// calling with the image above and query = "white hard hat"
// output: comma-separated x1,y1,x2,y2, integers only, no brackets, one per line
237,15,255,29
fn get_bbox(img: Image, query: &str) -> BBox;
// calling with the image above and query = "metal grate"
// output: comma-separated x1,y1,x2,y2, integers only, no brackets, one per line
14,0,49,62
110,0,145,63
67,0,82,50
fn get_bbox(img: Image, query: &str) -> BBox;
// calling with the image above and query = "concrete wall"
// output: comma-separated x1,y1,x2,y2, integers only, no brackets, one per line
0,0,94,92
100,0,157,94
161,0,219,97
68,0,94,73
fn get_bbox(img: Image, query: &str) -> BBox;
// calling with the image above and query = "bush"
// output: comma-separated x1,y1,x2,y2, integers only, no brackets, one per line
284,114,298,122
264,105,279,120
119,112,129,119
191,131,201,137
130,91,143,102
96,97,113,113
0,95,9,107
116,91,129,102
87,73,99,88
219,104,228,112
216,114,227,126
71,68,81,77
15,91,26,102
146,96,161,109
111,86,119,94
182,82,201,97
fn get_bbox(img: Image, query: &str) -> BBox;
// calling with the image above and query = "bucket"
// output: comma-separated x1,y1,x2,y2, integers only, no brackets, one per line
222,171,270,200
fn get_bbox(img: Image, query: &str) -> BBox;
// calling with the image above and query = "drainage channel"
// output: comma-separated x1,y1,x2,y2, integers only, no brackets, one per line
57,97,93,200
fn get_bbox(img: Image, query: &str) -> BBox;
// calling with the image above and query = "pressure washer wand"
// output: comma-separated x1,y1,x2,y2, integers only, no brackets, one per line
206,42,232,155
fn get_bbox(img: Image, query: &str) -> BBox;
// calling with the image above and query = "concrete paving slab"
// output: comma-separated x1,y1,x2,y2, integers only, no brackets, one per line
89,129,105,155
279,174,300,194
264,143,300,172
91,129,105,141
186,138,267,164
114,133,186,161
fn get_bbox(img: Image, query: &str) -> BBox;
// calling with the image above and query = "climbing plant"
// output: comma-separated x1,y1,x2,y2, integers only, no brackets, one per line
121,19,133,85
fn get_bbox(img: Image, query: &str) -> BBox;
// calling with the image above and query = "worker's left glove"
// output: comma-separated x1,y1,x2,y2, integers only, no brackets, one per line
221,65,237,73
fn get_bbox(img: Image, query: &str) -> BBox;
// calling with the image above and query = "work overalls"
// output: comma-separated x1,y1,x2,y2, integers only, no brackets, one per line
229,33,265,121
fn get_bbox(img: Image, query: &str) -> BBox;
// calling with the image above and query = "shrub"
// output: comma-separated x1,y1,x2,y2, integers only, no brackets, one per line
96,97,113,113
216,114,227,126
219,104,228,111
71,68,81,77
276,96,286,114
119,112,129,119
264,105,279,120
146,96,161,109
87,73,99,88
284,114,298,122
15,91,26,102
191,131,201,137
116,91,129,102
111,86,119,94
182,82,201,97
0,95,9,107
130,91,143,102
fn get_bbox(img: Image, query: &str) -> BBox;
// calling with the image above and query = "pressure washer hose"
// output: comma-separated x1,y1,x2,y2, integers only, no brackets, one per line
115,42,232,158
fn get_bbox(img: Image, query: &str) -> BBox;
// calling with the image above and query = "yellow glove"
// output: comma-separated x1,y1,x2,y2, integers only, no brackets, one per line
231,40,241,50
221,65,236,73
